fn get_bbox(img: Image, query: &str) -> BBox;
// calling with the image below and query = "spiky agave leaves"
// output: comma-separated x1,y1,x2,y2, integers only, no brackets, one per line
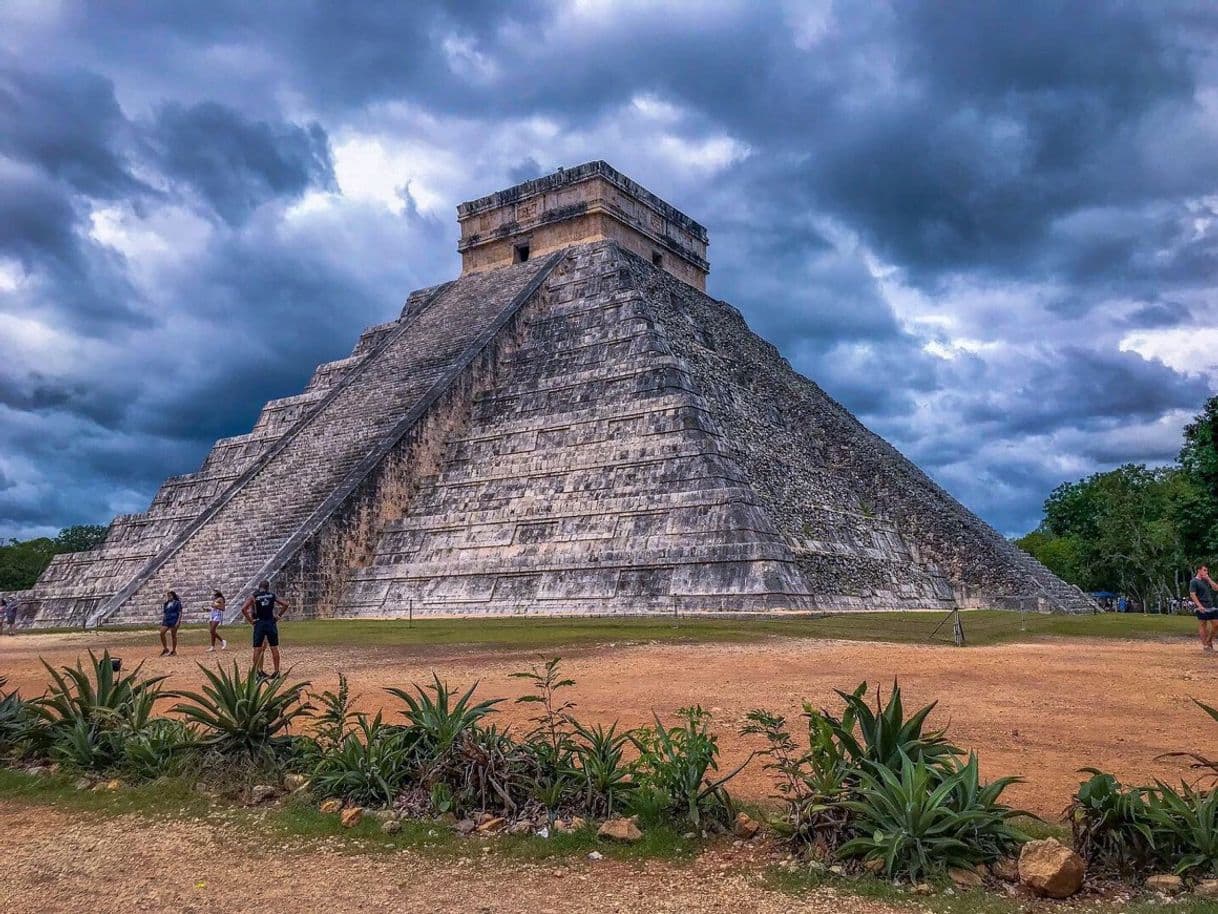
386,675,502,758
838,751,1027,881
33,650,169,770
172,663,312,759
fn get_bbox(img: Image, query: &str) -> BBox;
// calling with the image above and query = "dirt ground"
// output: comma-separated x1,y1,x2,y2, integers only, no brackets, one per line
1,629,1213,818
0,800,911,914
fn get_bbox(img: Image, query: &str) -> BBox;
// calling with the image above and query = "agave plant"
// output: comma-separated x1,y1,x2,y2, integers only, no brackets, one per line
312,712,415,807
386,676,501,762
1067,770,1156,876
1146,780,1218,876
1158,699,1218,778
839,752,1026,881
121,718,196,780
173,663,312,758
571,720,636,818
33,651,168,771
826,681,961,775
0,677,37,758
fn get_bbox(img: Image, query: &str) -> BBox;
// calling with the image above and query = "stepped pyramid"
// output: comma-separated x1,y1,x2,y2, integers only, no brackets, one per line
19,161,1093,628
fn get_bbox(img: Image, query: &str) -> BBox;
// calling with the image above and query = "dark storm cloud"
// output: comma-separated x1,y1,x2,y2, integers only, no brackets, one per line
0,1,1215,539
150,102,336,225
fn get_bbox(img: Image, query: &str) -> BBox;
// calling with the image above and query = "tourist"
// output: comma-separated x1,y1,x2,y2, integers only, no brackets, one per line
208,590,227,652
241,580,291,679
159,589,183,656
1,598,15,634
1188,565,1218,652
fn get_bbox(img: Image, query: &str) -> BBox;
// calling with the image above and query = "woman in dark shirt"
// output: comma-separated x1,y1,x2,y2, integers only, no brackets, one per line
159,589,183,657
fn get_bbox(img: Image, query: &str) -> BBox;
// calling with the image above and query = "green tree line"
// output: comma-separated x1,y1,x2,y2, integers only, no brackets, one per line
1016,396,1218,609
0,525,108,591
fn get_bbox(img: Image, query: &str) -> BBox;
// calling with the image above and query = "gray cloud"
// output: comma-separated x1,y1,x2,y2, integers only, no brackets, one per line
0,1,1215,540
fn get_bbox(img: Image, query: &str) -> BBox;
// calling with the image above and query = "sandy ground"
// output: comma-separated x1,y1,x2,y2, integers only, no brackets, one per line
0,800,914,914
1,629,1214,818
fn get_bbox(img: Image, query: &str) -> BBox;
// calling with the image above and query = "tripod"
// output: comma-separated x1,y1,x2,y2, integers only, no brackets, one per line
928,607,965,646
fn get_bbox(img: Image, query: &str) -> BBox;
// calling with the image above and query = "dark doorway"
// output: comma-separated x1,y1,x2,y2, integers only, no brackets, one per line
513,242,531,263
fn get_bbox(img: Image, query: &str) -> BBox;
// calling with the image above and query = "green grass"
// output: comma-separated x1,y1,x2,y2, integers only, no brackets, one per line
25,610,1200,655
766,863,1218,914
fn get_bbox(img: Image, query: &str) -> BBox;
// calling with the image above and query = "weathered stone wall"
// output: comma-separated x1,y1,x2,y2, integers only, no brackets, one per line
338,242,813,616
641,255,1092,612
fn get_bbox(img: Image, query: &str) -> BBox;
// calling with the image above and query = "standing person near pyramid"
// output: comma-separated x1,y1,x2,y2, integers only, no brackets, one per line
241,581,291,679
158,590,182,656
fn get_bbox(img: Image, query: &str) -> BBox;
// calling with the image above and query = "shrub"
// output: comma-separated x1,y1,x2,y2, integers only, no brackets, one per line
0,677,37,760
173,663,312,760
839,753,1026,881
33,651,168,771
631,706,745,829
742,705,853,854
1070,770,1218,878
1068,770,1155,876
513,658,580,823
387,676,501,767
826,682,961,774
571,720,635,819
312,674,356,750
312,712,415,807
121,718,196,780
454,722,534,815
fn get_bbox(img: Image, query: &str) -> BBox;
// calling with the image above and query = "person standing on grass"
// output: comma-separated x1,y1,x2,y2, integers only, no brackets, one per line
208,590,227,653
1189,565,1218,652
159,590,183,656
241,580,291,680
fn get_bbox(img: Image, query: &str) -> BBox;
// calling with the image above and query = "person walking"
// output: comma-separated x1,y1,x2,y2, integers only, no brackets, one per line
241,580,291,680
1189,565,1218,652
207,590,227,652
159,590,183,656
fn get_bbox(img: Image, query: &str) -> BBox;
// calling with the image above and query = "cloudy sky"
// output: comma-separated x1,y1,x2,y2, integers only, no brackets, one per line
1,1,1216,542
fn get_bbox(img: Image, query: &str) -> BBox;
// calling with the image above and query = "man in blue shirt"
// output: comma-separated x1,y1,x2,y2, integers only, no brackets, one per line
240,580,292,679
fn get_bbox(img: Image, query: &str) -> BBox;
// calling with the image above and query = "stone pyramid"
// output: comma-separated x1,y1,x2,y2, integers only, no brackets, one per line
19,161,1092,628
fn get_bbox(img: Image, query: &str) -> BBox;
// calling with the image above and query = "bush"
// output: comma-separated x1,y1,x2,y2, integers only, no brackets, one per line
0,677,37,760
747,680,1026,880
121,718,196,780
631,706,744,829
312,712,415,807
839,753,1026,881
571,720,635,819
386,676,501,770
1070,770,1218,878
173,663,312,760
33,651,168,772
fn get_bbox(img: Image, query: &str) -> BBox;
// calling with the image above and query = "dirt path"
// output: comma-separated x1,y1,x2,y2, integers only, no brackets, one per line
2,630,1214,816
0,801,903,914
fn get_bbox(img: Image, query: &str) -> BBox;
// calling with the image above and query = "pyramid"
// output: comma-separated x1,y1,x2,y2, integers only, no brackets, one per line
19,161,1093,628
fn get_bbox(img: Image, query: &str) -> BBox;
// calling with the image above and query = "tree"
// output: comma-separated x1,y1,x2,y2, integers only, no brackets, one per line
0,524,110,591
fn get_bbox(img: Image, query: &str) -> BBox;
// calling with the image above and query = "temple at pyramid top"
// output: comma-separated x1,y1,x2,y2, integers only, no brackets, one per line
456,160,710,290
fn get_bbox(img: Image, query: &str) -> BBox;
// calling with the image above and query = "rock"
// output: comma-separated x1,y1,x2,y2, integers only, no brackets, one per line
455,818,477,836
597,817,643,843
732,812,760,839
381,818,402,835
25,765,48,776
283,773,309,793
587,851,603,861
912,883,933,896
105,778,123,792
991,857,1019,883
249,784,277,805
974,863,991,879
340,807,364,828
368,808,396,822
949,866,984,889
863,858,886,875
1194,879,1218,897
476,816,506,834
1146,874,1183,895
556,816,587,833
507,820,533,835
1018,838,1085,899
73,777,93,791
319,798,343,815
